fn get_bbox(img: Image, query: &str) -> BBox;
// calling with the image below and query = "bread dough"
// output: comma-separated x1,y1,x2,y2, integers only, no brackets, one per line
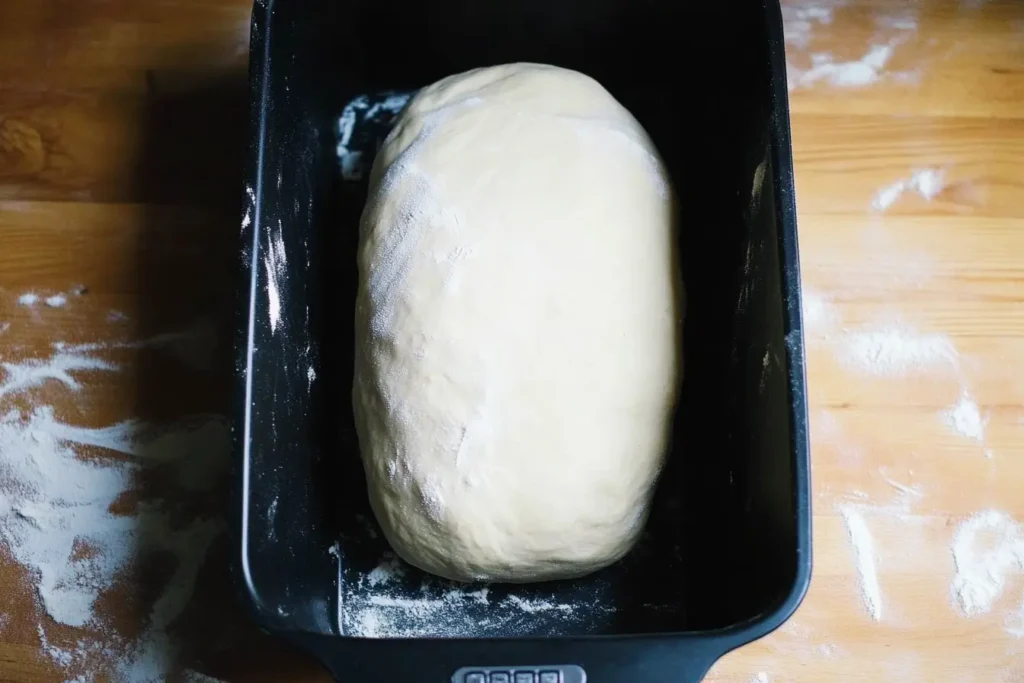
353,63,683,583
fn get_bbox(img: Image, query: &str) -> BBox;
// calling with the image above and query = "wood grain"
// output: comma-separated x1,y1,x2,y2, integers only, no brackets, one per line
1,0,1023,681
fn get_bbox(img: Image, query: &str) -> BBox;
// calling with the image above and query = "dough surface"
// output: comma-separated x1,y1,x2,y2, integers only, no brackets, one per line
353,63,683,583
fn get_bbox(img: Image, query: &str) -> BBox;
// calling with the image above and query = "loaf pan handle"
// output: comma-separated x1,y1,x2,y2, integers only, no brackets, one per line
294,632,721,683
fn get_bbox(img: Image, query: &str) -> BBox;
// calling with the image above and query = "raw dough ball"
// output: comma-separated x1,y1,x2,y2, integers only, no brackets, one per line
353,63,683,583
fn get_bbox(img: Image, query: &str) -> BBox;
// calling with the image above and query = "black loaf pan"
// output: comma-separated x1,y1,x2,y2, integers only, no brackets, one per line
233,0,811,680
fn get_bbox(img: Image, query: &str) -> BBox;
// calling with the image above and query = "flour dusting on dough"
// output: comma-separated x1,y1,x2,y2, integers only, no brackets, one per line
354,64,680,584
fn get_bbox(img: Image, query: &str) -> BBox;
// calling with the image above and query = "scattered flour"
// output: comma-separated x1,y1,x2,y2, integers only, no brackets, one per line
750,156,767,215
880,473,922,498
365,554,407,587
793,44,894,89
782,4,834,49
759,349,774,392
0,352,116,399
942,391,987,442
0,338,230,681
16,292,72,308
800,293,959,382
504,595,575,614
872,168,946,211
911,168,945,199
812,409,867,471
837,325,957,377
838,505,884,621
801,287,842,339
243,185,256,236
1007,602,1024,638
785,4,922,91
750,673,770,683
336,93,412,180
784,2,920,52
264,222,287,334
342,553,593,638
950,510,1024,625
51,320,218,373
344,586,586,637
878,15,919,31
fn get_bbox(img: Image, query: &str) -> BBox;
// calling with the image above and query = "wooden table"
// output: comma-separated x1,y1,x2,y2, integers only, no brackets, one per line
1,1,1022,681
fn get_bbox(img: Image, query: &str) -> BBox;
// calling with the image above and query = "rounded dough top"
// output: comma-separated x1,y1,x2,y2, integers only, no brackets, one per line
353,63,683,582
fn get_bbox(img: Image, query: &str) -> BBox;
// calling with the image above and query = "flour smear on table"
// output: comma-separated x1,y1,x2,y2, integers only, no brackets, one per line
16,288,84,309
830,484,925,625
797,132,1014,652
782,1,922,90
837,504,884,621
942,391,987,443
871,168,945,211
802,287,960,377
0,302,230,682
950,510,1024,637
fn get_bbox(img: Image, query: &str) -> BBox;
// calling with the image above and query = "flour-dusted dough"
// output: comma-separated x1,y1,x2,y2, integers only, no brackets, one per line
353,63,683,583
